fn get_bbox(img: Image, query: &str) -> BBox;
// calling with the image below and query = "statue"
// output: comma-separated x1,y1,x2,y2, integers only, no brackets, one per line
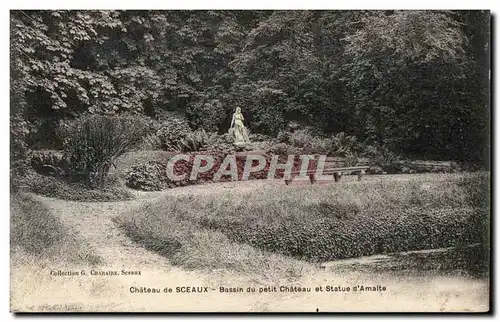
229,107,250,145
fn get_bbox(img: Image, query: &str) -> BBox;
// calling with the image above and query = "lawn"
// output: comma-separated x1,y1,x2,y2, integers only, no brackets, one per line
114,172,490,278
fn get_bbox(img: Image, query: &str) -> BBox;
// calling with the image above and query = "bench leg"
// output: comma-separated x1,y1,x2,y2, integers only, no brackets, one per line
309,173,316,184
357,170,365,181
333,171,342,182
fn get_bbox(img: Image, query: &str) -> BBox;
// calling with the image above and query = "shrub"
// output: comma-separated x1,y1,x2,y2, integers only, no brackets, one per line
25,118,64,150
177,129,213,152
288,128,313,148
142,174,488,260
248,133,271,142
141,132,163,150
125,161,170,191
276,129,324,154
328,132,359,156
26,171,134,202
276,130,292,144
125,155,214,191
133,115,165,150
267,142,299,156
274,130,409,172
156,117,193,151
60,114,147,187
29,150,69,176
185,99,225,132
189,175,489,263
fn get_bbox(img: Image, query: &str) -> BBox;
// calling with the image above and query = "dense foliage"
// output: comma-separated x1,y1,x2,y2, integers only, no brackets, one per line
11,10,490,166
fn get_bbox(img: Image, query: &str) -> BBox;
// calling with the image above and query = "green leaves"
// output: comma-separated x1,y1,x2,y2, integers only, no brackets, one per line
341,10,480,158
10,10,490,165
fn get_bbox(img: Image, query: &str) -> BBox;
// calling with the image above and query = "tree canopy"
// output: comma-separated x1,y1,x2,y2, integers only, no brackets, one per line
10,10,490,165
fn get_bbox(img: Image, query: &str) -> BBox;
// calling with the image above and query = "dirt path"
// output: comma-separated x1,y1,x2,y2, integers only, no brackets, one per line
13,190,269,312
11,177,490,312
32,192,166,266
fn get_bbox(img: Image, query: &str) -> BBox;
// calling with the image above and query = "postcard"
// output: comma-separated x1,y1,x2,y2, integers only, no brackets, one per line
9,9,490,313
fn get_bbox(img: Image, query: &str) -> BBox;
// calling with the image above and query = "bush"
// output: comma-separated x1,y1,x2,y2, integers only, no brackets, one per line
125,161,171,191
138,173,488,260
60,114,147,187
155,116,237,154
204,133,238,154
457,172,490,208
29,150,69,176
192,175,489,263
132,115,165,150
113,205,311,279
276,129,326,154
361,144,402,173
267,142,299,156
156,117,193,151
275,129,364,157
274,130,408,171
177,129,214,152
26,172,134,202
25,118,64,150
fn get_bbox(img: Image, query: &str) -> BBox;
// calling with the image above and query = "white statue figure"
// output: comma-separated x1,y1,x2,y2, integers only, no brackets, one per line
229,106,250,145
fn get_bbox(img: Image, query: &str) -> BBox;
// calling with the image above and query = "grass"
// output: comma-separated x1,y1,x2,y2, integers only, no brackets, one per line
114,172,490,278
10,192,105,312
113,202,313,283
10,192,102,266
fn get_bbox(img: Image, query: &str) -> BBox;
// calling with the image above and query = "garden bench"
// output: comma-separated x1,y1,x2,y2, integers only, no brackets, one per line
234,151,371,185
284,166,371,185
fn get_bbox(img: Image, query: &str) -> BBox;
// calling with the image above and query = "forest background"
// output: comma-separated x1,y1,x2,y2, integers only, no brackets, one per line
10,10,490,177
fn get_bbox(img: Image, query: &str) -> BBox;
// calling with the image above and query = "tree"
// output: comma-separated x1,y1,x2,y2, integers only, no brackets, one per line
342,10,471,159
9,9,490,165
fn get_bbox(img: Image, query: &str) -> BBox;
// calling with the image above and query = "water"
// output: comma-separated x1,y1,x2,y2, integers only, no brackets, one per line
321,243,489,278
